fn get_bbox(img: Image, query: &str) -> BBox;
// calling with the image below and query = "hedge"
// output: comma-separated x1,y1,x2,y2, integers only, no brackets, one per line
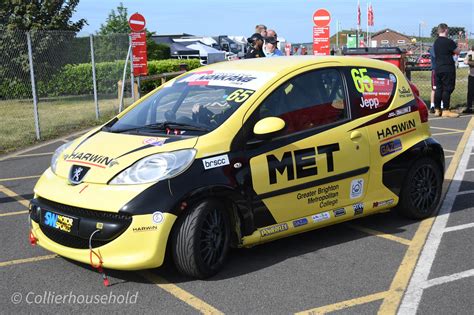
0,59,202,99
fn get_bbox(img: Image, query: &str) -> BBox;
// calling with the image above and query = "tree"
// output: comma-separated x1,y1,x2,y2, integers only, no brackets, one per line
0,0,86,32
431,26,466,39
98,2,129,35
0,0,87,98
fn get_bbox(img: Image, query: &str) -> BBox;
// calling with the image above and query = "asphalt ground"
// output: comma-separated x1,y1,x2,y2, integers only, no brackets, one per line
0,114,473,314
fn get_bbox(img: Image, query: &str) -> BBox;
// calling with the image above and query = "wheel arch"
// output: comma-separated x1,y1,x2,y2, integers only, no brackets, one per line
382,137,445,196
170,185,254,247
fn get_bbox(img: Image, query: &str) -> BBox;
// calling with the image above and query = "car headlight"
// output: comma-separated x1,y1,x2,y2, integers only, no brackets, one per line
51,141,73,174
110,149,197,185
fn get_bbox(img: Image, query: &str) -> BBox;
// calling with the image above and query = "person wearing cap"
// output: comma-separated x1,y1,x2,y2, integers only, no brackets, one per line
245,33,265,59
264,36,283,57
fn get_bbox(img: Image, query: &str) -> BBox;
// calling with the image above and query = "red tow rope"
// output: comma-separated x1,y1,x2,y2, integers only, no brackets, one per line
89,230,109,287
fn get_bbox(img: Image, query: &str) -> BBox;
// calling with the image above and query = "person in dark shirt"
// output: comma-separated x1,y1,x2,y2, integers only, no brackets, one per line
245,33,265,59
433,23,461,117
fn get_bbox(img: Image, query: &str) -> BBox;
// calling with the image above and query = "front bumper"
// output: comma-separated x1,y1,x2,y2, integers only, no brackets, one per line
30,202,176,270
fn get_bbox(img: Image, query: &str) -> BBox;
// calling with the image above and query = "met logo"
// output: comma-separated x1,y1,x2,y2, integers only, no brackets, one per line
44,211,58,228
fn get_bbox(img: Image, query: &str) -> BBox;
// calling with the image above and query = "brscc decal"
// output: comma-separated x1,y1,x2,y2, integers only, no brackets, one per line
202,154,230,170
380,139,402,156
293,218,308,228
350,178,364,199
311,212,330,223
260,223,289,237
353,203,364,215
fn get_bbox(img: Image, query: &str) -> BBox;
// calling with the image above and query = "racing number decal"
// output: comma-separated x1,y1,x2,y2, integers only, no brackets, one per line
226,89,255,103
351,68,374,93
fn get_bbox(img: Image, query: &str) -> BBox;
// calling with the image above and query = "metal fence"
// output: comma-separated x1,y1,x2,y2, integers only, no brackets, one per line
0,30,134,153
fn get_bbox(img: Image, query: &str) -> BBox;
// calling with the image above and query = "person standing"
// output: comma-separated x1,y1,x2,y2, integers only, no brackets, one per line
433,23,461,117
255,24,267,37
264,36,283,57
429,46,439,113
245,33,265,59
463,46,474,114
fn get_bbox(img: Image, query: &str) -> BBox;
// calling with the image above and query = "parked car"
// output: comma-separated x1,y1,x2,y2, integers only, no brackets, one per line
416,53,431,68
457,51,469,68
29,56,444,279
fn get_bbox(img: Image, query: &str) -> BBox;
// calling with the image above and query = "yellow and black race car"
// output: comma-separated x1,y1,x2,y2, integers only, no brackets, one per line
29,56,444,279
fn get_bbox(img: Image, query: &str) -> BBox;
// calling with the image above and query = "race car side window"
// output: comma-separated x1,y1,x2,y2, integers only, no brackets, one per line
345,67,397,118
257,68,347,135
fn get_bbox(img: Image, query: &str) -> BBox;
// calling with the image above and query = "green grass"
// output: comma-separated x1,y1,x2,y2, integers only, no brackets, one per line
0,95,133,154
409,68,470,108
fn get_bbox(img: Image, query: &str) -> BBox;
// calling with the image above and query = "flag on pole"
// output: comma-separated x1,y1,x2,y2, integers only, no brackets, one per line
368,3,374,26
357,0,361,27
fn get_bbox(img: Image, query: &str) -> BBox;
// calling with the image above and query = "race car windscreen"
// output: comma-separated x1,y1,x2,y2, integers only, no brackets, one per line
108,70,275,134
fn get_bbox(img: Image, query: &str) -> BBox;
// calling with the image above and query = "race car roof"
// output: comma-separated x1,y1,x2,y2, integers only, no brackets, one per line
196,56,400,75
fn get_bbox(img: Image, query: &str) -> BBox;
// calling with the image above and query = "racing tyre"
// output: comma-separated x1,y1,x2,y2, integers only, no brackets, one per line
397,158,443,219
171,199,231,278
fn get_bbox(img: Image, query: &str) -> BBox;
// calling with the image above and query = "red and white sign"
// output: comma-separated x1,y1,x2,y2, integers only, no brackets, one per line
313,26,330,56
313,9,331,27
129,13,146,32
131,32,148,76
312,9,331,56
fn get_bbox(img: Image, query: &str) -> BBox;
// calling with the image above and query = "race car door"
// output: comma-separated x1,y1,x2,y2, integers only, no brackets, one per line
246,67,370,224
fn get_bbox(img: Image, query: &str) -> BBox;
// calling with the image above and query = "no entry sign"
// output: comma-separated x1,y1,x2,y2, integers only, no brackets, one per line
313,9,331,27
312,9,331,56
129,13,146,32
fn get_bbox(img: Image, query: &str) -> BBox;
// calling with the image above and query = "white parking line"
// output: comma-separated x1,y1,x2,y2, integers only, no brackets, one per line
466,168,474,172
456,190,474,196
423,269,474,289
444,222,474,233
398,130,474,314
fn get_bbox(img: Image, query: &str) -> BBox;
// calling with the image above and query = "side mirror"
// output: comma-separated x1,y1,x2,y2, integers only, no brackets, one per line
253,117,286,140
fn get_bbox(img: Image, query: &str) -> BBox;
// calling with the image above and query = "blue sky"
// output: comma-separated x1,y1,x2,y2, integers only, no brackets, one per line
74,0,474,43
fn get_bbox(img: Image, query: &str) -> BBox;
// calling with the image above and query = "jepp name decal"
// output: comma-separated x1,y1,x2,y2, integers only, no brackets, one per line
202,154,230,170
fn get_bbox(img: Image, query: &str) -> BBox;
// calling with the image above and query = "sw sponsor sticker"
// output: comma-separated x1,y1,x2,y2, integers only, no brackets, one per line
202,154,230,170
293,218,308,228
350,179,364,199
311,212,330,223
260,223,289,237
380,139,402,156
353,203,364,215
333,208,346,217
373,199,395,208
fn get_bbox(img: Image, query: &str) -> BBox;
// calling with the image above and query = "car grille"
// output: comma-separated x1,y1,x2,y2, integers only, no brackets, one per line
37,197,132,249
40,225,109,249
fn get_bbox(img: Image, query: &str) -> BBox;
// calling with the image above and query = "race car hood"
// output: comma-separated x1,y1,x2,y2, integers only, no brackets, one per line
54,130,198,184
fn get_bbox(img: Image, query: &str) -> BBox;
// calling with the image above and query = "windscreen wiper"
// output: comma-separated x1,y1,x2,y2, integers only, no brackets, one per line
111,121,210,133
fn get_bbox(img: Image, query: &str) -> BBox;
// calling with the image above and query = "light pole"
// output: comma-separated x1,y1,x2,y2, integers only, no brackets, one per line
419,21,425,53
